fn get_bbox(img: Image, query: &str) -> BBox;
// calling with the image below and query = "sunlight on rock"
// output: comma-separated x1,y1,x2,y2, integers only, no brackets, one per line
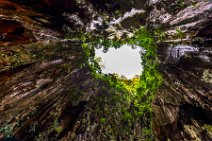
95,44,143,79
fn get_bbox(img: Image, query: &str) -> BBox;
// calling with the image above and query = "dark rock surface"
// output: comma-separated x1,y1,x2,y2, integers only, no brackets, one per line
150,0,212,140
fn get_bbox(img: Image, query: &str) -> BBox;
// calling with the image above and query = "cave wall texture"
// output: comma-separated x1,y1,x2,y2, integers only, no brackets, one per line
0,0,212,141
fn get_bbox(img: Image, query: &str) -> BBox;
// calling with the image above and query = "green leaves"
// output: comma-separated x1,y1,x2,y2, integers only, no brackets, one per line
100,117,107,124
176,29,186,43
67,26,163,139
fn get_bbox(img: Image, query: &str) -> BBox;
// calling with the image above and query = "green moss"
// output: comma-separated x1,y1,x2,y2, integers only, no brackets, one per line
100,117,107,124
55,126,63,134
0,50,24,72
204,124,212,133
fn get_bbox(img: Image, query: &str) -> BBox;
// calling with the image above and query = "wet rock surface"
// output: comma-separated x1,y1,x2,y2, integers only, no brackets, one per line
0,0,212,140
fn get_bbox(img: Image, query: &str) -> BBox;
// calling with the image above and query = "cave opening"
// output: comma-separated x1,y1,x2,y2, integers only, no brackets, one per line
95,44,144,79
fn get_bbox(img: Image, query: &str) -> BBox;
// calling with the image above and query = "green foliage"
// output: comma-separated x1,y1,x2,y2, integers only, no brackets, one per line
176,29,186,43
67,26,163,139
204,124,212,132
0,123,13,138
54,126,63,134
176,0,186,8
154,28,167,42
0,50,22,72
100,117,107,124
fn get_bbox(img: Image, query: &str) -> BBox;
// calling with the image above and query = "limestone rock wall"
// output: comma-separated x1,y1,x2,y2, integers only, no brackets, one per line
149,0,212,140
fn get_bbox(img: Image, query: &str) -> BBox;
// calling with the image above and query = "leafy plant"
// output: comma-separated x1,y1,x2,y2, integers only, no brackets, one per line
100,117,107,124
67,26,163,140
154,28,167,41
176,29,186,43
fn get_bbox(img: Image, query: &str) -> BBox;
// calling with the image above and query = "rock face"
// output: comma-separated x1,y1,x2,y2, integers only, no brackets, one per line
0,0,212,141
148,0,212,140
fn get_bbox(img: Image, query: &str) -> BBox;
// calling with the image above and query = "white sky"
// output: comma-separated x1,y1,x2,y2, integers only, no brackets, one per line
95,45,143,79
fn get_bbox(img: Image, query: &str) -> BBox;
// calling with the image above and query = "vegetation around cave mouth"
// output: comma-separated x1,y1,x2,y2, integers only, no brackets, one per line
73,26,164,140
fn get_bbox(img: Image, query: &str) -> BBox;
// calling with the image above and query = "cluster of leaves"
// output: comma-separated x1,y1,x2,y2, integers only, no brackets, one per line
68,26,163,139
154,28,167,42
176,29,186,43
